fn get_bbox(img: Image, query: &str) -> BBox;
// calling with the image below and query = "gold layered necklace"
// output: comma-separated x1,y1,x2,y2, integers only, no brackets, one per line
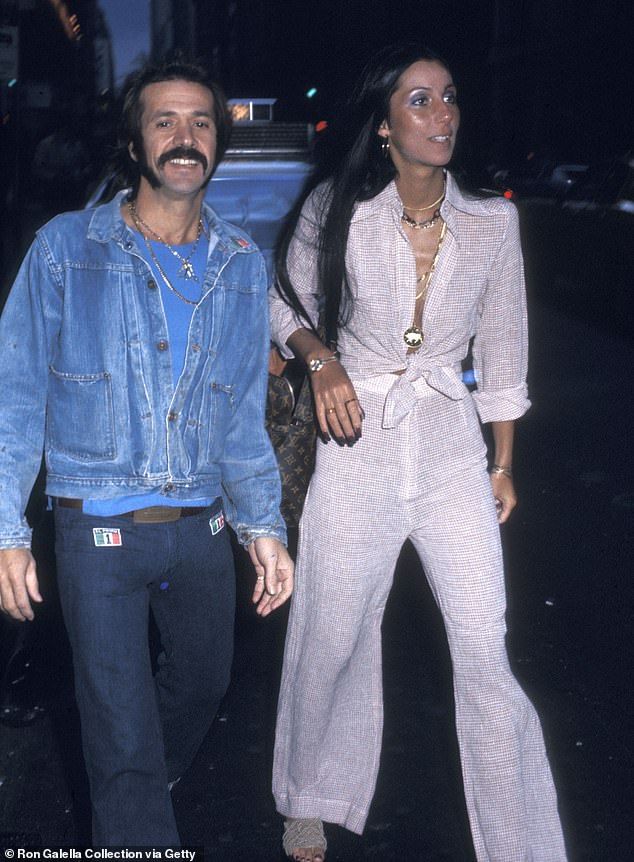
128,200,207,306
403,221,447,350
128,199,205,280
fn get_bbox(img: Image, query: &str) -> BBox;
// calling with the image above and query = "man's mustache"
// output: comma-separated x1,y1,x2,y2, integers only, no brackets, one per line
158,147,208,173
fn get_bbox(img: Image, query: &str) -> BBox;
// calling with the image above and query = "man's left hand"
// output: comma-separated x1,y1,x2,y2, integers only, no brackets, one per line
247,537,294,616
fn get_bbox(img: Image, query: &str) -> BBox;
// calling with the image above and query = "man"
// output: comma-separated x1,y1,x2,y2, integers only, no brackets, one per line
0,58,293,846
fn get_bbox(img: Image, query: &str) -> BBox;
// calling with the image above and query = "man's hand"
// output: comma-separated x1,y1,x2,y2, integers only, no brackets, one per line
247,537,294,617
0,548,42,621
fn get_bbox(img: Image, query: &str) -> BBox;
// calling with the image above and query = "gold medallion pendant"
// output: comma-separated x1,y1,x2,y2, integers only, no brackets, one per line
401,219,448,353
403,325,424,349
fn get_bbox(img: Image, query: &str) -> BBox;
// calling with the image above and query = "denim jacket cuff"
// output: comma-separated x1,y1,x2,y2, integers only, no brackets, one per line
236,524,287,548
0,531,32,550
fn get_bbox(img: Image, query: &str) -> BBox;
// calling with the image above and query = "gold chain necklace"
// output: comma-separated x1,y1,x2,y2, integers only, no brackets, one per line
128,203,203,306
128,199,205,281
415,271,430,296
400,187,445,212
403,221,447,350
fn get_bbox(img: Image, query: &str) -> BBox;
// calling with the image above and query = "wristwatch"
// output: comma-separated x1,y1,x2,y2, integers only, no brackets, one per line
308,354,339,373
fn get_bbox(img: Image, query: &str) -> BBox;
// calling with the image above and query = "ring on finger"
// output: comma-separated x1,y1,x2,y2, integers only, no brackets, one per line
344,398,358,406
326,407,337,414
256,575,265,581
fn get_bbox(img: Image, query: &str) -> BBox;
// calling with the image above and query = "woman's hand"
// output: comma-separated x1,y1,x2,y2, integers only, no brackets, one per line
284,328,364,445
490,473,517,523
310,361,364,444
489,421,516,523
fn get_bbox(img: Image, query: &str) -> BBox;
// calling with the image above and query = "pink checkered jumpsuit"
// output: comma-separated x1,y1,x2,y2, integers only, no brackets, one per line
269,175,568,861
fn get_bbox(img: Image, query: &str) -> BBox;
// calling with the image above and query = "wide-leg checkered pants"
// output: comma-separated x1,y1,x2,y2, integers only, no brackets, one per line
273,375,567,861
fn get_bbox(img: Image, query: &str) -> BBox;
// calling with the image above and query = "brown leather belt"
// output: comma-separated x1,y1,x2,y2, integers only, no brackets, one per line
55,498,207,524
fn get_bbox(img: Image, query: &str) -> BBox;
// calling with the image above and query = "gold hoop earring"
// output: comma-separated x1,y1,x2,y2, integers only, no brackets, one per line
381,138,390,159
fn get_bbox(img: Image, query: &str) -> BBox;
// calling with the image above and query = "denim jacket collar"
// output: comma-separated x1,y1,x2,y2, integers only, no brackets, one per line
87,190,258,255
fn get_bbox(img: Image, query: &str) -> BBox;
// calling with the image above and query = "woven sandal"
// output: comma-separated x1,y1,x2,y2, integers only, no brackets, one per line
282,818,327,860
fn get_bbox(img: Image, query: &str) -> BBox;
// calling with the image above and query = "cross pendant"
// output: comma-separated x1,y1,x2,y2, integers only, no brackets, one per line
179,260,196,280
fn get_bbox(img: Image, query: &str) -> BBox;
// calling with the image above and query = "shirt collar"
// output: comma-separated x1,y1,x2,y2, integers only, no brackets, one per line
350,171,501,248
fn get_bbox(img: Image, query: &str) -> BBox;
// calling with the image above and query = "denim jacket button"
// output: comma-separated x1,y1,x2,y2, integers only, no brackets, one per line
147,278,157,290
191,343,201,352
167,411,178,421
157,340,169,351
163,482,174,493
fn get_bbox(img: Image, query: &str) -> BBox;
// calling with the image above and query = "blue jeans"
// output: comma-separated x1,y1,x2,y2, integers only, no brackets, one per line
54,499,235,846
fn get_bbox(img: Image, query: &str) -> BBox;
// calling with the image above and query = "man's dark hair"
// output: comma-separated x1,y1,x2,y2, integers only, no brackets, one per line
113,55,232,195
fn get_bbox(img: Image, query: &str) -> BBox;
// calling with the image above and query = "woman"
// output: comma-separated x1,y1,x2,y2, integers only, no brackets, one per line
269,44,568,862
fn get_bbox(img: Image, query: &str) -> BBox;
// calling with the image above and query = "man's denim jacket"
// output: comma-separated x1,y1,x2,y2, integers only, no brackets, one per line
0,191,286,549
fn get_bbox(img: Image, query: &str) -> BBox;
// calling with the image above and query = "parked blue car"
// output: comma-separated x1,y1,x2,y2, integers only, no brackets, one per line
204,158,312,278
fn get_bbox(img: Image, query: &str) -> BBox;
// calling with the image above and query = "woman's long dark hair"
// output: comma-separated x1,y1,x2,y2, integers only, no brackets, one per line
276,43,451,348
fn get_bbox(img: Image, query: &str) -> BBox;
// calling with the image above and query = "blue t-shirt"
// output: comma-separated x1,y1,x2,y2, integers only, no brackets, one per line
83,230,217,516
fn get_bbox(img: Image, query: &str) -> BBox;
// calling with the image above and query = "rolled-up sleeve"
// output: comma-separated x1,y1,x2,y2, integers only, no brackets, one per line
472,204,531,423
269,188,325,357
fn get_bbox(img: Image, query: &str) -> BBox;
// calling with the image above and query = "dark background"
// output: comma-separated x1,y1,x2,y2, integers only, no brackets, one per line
181,0,632,165
0,1,632,859
1,0,633,212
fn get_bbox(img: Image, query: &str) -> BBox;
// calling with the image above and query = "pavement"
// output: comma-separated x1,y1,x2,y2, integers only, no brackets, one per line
0,204,632,860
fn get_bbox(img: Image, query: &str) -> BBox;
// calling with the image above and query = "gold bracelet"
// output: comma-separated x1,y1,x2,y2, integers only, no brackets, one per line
489,464,513,478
